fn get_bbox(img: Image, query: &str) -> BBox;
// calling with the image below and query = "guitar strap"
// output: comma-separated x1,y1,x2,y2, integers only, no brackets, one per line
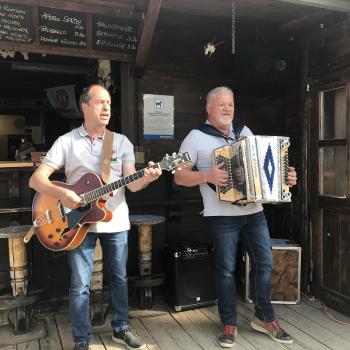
101,129,114,184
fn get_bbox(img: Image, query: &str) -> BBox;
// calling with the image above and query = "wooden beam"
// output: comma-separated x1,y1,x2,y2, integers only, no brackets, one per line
0,42,134,62
10,62,89,75
120,62,137,143
5,0,135,12
136,0,162,68
280,9,328,30
276,0,350,12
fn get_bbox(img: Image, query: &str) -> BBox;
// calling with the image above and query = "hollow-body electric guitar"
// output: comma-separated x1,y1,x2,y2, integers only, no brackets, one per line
32,152,191,251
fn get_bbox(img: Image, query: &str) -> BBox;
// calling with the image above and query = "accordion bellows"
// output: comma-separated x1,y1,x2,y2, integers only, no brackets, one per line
214,136,291,203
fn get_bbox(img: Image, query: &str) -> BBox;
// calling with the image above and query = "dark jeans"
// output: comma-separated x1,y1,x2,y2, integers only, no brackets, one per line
66,231,129,343
208,211,274,326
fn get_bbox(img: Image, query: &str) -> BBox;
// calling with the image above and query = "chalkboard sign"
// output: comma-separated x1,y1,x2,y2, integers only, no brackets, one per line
92,14,138,53
39,7,86,49
0,2,33,43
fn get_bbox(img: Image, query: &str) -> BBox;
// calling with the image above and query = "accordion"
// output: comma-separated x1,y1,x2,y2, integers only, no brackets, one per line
213,136,291,203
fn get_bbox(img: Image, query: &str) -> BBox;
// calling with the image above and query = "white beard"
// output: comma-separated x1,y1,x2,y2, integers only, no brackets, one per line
219,116,233,126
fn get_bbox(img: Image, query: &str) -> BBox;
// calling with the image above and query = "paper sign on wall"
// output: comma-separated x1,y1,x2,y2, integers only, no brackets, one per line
143,94,174,140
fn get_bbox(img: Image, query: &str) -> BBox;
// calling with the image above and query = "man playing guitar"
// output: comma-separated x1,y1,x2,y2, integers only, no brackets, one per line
29,84,161,350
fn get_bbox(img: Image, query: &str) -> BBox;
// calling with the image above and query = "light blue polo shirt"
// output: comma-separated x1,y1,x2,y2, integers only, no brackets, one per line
179,121,263,216
44,125,135,232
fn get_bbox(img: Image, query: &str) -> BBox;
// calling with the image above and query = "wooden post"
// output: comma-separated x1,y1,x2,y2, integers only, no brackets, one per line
91,239,103,291
8,237,28,297
90,239,104,326
120,62,137,142
138,225,152,276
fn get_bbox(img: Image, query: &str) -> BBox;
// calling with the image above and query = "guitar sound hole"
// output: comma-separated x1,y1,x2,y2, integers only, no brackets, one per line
62,228,70,235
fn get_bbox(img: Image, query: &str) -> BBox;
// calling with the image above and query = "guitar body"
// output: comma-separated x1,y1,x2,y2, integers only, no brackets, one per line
30,152,192,251
32,172,112,251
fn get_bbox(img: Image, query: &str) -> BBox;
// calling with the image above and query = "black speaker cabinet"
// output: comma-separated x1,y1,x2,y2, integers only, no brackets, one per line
164,242,216,311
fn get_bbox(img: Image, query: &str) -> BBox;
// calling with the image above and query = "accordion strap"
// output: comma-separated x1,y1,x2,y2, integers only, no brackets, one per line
195,120,245,142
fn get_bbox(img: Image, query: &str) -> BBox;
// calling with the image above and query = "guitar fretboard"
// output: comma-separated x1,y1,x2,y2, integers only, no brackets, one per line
83,165,157,204
78,152,190,204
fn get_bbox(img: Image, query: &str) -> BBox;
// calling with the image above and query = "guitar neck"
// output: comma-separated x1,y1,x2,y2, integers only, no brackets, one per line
83,165,158,203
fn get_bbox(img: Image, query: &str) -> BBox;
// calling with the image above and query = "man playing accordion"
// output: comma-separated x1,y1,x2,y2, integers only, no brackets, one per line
174,86,297,348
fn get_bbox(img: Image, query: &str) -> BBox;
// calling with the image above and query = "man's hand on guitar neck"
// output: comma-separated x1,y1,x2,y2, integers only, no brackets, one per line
142,161,162,186
123,161,162,192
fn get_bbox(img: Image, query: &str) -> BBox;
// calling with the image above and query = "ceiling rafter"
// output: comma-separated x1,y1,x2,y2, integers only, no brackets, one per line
280,8,330,30
276,0,350,12
136,0,162,68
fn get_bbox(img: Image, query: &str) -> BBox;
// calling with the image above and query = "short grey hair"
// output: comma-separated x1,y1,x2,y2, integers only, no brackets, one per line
206,86,234,104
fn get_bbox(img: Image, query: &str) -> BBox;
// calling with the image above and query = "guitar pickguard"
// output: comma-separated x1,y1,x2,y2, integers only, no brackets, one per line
64,204,92,230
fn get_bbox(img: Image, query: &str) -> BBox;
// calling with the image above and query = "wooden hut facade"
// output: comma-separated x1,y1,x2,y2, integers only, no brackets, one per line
0,0,349,333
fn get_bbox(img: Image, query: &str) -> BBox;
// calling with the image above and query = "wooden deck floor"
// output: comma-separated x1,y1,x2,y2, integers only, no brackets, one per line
1,296,350,350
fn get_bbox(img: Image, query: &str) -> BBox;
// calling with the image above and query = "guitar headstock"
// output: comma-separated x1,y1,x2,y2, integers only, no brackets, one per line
158,152,192,172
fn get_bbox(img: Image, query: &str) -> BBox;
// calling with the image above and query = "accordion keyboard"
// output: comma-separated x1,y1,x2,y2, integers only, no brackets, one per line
213,145,246,202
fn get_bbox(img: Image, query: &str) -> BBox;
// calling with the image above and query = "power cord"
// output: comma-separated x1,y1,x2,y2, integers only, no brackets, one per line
302,292,350,326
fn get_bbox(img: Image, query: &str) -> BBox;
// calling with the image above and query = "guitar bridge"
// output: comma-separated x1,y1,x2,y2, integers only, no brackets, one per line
58,201,67,221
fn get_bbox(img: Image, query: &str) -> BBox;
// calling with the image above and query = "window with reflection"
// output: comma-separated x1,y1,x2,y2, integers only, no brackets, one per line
319,146,346,197
320,87,346,140
319,86,347,197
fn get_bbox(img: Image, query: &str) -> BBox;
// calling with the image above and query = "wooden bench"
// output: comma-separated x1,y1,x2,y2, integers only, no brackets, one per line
0,207,32,215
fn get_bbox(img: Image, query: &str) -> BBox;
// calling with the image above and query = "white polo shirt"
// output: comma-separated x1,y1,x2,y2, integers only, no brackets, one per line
179,121,263,217
43,125,135,232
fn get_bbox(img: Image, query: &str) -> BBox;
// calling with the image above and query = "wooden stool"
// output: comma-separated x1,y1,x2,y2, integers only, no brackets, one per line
129,215,165,309
0,225,37,334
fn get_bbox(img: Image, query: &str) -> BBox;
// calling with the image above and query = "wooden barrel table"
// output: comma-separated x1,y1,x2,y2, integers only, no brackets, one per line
0,225,38,334
129,215,165,309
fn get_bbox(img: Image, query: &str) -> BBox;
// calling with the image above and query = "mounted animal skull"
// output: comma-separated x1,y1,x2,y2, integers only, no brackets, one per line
98,59,114,91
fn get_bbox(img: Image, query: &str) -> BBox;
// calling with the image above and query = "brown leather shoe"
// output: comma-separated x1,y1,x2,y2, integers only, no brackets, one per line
251,317,293,344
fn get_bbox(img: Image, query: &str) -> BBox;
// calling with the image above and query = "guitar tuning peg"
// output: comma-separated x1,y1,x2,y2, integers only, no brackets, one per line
166,153,169,157
171,170,176,174
177,167,182,171
172,152,176,156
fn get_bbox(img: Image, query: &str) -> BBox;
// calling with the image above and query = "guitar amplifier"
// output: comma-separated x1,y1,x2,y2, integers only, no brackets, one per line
163,242,216,311
244,239,301,304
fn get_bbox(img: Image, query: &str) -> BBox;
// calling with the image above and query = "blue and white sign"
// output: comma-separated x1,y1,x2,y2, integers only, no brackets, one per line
143,94,174,140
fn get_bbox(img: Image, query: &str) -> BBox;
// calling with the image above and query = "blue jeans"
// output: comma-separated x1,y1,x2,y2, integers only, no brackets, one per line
208,211,274,326
66,231,129,343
